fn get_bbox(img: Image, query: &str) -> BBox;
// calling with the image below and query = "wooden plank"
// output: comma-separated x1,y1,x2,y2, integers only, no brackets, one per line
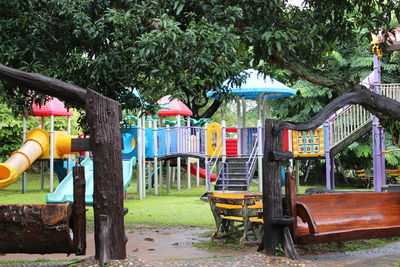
292,191,400,244
85,89,127,260
270,151,293,161
296,225,400,245
271,216,295,225
71,138,92,152
285,171,298,237
296,202,318,234
73,166,86,255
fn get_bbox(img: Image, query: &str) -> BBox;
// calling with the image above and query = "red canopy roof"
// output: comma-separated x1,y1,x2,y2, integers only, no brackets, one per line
22,98,73,117
157,95,193,117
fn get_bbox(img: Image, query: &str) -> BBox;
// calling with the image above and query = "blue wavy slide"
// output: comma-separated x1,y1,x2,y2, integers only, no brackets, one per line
46,157,136,205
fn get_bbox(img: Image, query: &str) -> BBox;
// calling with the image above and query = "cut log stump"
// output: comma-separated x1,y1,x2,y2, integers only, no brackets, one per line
0,203,75,254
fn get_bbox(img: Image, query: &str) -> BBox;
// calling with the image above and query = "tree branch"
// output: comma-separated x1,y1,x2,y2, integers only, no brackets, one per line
275,84,400,131
270,53,345,94
198,99,223,119
0,64,87,106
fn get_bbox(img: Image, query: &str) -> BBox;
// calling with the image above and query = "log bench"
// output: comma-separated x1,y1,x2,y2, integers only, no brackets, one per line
286,174,400,245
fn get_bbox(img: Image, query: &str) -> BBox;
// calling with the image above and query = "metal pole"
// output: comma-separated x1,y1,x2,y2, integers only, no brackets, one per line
187,116,191,189
222,120,226,163
196,160,200,187
372,53,382,192
242,97,247,155
137,112,143,199
257,94,264,123
324,120,332,190
177,114,181,191
153,118,158,195
40,116,45,191
142,117,146,197
236,96,241,156
166,125,171,193
159,161,163,189
262,95,269,123
22,116,27,193
49,114,54,192
67,116,71,174
381,127,386,187
295,160,300,193
204,123,210,191
167,161,171,193
257,119,263,192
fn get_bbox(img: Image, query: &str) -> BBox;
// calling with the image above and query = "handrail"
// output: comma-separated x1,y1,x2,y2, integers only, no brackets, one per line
327,83,400,150
218,162,228,191
246,136,259,186
208,137,223,173
206,130,223,190
329,104,372,148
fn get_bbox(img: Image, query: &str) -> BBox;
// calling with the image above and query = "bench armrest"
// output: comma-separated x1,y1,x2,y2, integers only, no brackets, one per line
296,201,318,234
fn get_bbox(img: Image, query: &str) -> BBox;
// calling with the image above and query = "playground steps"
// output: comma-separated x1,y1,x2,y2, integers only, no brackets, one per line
214,157,250,191
328,84,400,156
330,120,372,155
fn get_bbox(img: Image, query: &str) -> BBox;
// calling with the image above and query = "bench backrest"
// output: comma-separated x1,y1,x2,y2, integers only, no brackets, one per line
297,192,400,232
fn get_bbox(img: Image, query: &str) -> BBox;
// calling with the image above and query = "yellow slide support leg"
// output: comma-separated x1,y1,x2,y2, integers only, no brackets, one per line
0,129,49,189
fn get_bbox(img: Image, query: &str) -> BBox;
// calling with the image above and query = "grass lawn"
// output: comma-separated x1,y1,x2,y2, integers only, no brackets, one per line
0,168,373,230
0,169,215,229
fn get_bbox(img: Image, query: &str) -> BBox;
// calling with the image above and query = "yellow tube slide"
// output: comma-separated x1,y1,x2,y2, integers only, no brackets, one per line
0,129,49,189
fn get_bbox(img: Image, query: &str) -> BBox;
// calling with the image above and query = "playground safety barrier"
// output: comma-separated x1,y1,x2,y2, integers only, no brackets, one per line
246,135,259,187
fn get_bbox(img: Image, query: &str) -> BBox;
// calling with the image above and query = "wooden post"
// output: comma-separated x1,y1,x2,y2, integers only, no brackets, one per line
73,166,86,255
85,89,127,260
262,119,284,255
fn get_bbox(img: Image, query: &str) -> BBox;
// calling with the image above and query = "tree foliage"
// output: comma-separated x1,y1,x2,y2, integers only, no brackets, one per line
0,0,247,118
0,0,398,119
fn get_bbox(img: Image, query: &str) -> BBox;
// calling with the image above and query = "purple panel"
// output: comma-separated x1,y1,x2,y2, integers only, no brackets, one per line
323,121,332,190
372,53,383,192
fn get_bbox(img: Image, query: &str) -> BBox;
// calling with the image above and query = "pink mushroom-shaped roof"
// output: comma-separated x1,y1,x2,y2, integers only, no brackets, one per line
157,95,193,117
22,98,73,117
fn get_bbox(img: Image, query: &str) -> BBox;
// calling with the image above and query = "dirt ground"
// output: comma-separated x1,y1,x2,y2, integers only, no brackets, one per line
0,226,256,262
2,226,400,266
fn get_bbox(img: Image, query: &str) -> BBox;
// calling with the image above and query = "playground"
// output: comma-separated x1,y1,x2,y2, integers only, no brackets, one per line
0,3,400,265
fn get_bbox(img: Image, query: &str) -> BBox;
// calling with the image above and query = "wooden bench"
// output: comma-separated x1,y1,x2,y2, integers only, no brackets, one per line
285,174,400,245
354,169,373,188
208,192,263,243
386,169,400,184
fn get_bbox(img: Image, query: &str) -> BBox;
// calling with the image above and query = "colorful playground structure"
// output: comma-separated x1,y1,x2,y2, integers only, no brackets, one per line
0,98,136,206
2,61,400,202
121,71,302,199
120,65,400,199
